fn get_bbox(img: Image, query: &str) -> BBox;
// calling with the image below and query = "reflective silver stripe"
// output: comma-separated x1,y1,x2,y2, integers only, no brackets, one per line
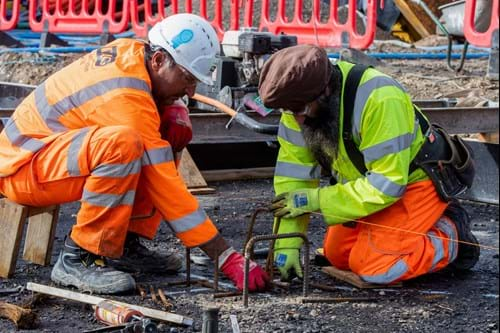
36,78,151,132
4,120,46,152
82,189,135,208
361,259,408,284
67,128,91,176
275,161,321,180
278,123,306,147
92,159,141,177
436,218,458,263
362,118,419,163
362,131,416,163
352,76,407,141
34,83,67,132
169,207,207,234
1,118,8,126
366,172,406,197
142,147,174,166
428,230,445,271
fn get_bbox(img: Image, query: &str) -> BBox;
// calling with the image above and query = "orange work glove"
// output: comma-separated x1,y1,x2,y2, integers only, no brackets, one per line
159,100,193,152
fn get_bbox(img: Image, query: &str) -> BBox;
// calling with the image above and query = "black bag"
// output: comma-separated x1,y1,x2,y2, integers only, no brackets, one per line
412,124,475,201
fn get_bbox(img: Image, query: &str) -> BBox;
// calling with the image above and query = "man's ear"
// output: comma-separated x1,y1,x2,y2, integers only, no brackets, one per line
151,51,165,71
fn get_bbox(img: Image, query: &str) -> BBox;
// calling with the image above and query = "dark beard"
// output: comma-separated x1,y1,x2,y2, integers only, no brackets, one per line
301,65,342,174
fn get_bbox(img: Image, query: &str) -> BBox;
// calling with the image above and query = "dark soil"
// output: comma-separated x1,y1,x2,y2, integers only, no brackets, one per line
0,179,498,332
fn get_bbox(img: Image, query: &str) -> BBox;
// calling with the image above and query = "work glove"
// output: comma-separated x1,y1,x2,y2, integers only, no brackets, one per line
159,100,193,153
219,248,269,292
270,188,320,219
272,214,309,281
274,248,302,281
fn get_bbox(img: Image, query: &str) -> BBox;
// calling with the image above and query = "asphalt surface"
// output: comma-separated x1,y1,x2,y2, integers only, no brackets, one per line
0,179,498,332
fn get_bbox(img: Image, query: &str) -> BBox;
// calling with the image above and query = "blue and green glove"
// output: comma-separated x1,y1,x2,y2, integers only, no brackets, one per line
270,188,320,219
274,248,302,281
273,214,310,281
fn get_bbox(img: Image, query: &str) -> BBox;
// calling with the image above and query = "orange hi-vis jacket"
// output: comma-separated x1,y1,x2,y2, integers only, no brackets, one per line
0,39,218,252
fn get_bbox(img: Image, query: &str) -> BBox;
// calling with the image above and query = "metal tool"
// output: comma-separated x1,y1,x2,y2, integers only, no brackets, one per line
201,307,219,333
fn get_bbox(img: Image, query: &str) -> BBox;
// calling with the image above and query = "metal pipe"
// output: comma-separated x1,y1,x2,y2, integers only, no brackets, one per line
244,207,271,254
265,217,283,282
213,291,243,299
186,247,191,287
201,307,219,333
192,93,279,135
214,250,219,293
243,232,310,307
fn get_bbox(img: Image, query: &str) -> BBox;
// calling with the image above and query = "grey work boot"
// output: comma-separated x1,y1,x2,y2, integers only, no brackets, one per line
108,233,183,274
51,237,136,294
445,201,480,270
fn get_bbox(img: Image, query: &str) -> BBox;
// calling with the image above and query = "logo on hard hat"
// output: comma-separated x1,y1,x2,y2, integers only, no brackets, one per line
171,29,194,49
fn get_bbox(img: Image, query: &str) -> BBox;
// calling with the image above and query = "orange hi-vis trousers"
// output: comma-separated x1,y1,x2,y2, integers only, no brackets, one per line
323,180,459,284
0,126,162,258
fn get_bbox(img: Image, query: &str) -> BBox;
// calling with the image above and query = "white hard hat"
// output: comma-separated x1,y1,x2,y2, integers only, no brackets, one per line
148,13,220,85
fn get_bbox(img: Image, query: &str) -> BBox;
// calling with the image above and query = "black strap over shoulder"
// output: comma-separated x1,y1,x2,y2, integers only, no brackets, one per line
342,64,371,175
342,64,430,175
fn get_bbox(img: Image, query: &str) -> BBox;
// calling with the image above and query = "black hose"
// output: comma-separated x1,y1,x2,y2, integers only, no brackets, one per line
233,112,279,135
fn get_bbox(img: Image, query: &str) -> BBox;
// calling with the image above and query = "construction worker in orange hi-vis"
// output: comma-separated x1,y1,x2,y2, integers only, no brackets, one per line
0,13,269,294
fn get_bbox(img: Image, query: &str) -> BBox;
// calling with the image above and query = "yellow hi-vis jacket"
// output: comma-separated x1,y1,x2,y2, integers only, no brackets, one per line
274,61,430,247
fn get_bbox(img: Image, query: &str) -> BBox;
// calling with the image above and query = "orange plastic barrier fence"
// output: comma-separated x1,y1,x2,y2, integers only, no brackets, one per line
0,0,21,30
131,0,377,49
28,0,129,34
464,0,499,47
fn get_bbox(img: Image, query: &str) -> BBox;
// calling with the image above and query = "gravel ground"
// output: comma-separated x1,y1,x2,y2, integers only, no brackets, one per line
0,179,498,332
0,18,499,332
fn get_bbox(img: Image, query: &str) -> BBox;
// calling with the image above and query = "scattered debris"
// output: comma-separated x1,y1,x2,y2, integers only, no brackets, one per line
301,297,379,304
156,289,173,311
26,282,193,326
0,285,24,295
0,301,39,329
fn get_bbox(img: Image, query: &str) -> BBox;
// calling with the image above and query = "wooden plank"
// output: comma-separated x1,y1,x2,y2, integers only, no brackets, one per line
188,187,216,195
201,167,275,182
179,149,208,189
0,198,28,278
23,205,60,266
405,0,451,37
479,132,499,144
394,0,431,40
26,283,194,326
321,266,403,289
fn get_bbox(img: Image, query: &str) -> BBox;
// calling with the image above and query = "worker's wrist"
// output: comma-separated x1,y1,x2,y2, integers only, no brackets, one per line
218,247,237,269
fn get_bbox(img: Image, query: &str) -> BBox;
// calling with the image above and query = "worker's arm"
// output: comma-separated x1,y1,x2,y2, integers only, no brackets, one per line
319,93,426,225
272,112,321,280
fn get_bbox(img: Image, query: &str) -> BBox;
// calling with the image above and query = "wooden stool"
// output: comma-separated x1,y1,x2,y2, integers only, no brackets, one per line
0,198,60,278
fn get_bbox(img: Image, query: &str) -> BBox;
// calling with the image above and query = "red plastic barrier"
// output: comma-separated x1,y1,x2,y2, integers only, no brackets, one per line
0,0,21,30
28,0,129,34
464,0,499,47
130,0,241,39
260,0,377,49
131,0,376,49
